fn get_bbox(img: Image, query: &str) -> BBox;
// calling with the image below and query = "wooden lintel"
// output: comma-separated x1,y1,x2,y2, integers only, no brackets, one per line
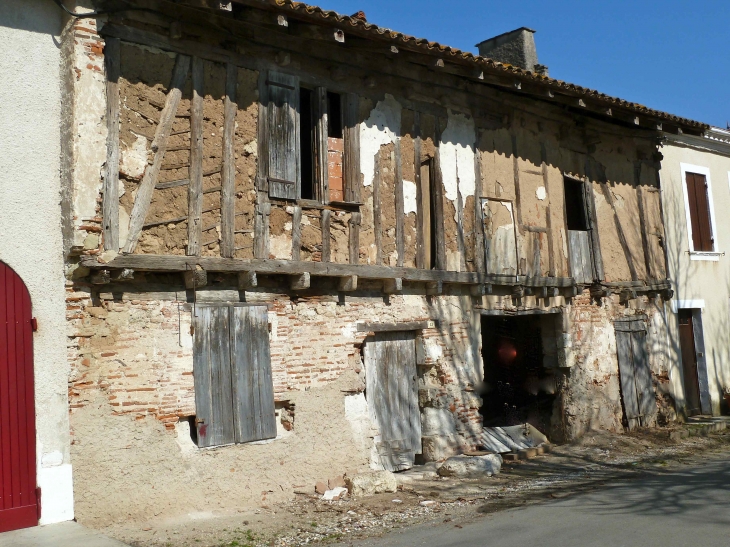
425,280,443,295
290,272,310,290
79,254,577,287
383,278,402,294
357,320,438,333
338,275,357,292
238,270,257,289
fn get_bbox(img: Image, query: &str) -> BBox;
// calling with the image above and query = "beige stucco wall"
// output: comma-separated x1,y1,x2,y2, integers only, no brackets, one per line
660,136,730,416
0,0,74,524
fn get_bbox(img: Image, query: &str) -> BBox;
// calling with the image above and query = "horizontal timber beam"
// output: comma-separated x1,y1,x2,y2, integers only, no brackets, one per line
357,320,438,333
80,254,578,287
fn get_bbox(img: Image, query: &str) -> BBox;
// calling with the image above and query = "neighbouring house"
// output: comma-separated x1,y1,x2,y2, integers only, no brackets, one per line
0,0,75,532
659,127,730,417
5,0,706,531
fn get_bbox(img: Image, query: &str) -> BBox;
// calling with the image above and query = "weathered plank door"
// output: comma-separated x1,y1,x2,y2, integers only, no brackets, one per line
193,305,276,448
364,332,421,471
0,262,38,532
615,320,654,430
265,71,300,200
568,230,593,284
481,198,519,277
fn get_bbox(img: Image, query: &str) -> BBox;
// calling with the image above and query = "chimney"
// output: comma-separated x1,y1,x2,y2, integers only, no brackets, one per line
476,27,548,75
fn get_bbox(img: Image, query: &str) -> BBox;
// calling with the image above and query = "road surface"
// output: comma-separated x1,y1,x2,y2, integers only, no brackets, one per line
338,458,730,547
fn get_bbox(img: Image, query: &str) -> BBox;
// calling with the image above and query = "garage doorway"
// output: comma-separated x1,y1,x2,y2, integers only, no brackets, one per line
480,313,559,433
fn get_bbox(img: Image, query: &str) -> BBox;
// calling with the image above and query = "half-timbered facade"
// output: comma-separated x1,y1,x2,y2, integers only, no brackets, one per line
61,0,707,525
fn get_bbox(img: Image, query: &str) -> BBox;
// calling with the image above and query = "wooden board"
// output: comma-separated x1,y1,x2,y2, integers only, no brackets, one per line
568,230,593,284
230,305,277,443
615,328,641,431
187,56,204,256
103,36,121,252
364,331,420,471
220,62,238,257
266,71,300,200
482,198,518,277
193,306,235,447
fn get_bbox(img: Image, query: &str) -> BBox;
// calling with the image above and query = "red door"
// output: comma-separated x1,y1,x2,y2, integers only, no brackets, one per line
0,262,38,532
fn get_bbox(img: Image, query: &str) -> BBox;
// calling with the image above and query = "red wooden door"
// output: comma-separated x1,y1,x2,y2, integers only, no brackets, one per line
0,262,38,532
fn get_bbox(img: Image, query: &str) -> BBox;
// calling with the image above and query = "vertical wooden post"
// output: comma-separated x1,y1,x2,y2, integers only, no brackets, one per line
220,62,238,258
433,139,446,270
254,195,270,259
343,93,360,203
187,56,204,256
473,140,485,274
456,167,466,272
124,54,191,253
511,135,524,234
413,112,425,270
373,153,382,265
103,37,121,252
394,141,404,267
314,87,329,203
291,205,302,261
321,209,331,262
349,212,361,265
540,143,555,277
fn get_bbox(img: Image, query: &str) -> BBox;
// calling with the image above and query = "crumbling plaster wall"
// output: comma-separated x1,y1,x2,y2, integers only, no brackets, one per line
0,0,74,525
67,282,483,524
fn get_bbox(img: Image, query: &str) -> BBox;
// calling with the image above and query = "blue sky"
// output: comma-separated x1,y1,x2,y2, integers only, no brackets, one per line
313,1,729,127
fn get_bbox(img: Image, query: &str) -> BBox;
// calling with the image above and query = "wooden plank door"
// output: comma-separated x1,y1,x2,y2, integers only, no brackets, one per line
615,321,655,429
193,306,235,448
0,262,38,532
615,329,642,430
364,332,420,471
230,306,276,443
678,310,702,415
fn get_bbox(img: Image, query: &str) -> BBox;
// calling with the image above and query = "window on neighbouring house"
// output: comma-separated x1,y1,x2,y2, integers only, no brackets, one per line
563,176,588,231
685,171,714,252
192,305,276,448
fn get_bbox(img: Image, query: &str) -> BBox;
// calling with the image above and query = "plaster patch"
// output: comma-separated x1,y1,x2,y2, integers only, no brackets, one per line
344,393,372,451
439,111,476,205
119,133,148,180
360,94,401,188
270,233,292,260
42,450,64,467
403,180,417,215
536,186,547,200
38,464,74,525
243,138,257,157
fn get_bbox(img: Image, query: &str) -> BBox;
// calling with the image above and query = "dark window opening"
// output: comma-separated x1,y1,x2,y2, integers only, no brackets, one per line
327,92,343,138
685,172,713,252
299,87,314,200
187,416,198,445
564,177,588,231
479,314,558,434
420,158,437,269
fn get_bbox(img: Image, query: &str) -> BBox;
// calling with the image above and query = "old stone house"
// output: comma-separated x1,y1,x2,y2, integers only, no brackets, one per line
49,0,709,527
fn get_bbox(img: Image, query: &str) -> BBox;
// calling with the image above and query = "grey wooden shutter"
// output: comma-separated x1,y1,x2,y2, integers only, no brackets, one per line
193,306,236,448
342,92,360,203
615,328,641,430
631,329,655,422
266,71,300,200
230,305,277,443
615,320,654,430
364,332,420,472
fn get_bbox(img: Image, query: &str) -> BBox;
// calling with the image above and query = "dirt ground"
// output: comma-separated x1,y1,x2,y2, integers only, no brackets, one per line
100,425,730,547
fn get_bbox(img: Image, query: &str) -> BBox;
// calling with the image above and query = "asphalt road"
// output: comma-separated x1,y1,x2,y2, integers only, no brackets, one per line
338,458,730,547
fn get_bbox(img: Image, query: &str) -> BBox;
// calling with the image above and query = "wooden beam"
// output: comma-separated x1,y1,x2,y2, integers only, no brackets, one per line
413,113,425,270
540,143,555,277
337,275,357,292
291,205,302,261
124,54,191,253
80,254,577,287
187,56,204,256
220,62,238,258
321,208,331,262
254,194,270,258
183,266,207,289
357,320,437,333
426,280,443,295
383,278,402,294
349,212,361,265
314,86,328,202
373,154,382,265
90,269,111,285
394,143,404,267
103,36,121,252
433,141,446,270
343,93,360,203
238,270,257,289
290,272,310,290
473,141,485,274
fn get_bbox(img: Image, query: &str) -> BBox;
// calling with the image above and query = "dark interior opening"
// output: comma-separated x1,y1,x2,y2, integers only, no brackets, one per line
564,176,588,231
327,92,342,139
187,416,199,446
299,87,314,200
480,314,558,433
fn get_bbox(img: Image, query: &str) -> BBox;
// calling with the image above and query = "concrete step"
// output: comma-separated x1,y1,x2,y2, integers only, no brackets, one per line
0,521,129,547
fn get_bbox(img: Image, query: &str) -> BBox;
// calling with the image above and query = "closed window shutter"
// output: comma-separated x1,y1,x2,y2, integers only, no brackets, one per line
266,72,300,200
686,172,713,251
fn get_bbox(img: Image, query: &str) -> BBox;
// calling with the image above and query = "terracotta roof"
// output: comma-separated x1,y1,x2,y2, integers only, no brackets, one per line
238,0,707,131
